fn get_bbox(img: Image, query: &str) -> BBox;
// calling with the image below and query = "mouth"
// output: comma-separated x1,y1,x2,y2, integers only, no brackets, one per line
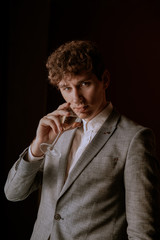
72,105,88,113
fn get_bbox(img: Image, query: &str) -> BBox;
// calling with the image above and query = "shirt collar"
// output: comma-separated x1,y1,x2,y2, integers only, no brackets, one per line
82,102,113,133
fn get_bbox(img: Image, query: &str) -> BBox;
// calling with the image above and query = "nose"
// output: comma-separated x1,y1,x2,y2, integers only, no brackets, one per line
72,88,83,104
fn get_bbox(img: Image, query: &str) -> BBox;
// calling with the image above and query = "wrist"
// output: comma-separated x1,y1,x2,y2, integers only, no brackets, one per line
31,139,44,157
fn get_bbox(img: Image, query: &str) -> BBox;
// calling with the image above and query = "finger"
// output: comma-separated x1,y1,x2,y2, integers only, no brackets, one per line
71,122,82,129
47,109,70,118
57,103,77,116
40,117,59,134
45,115,63,132
57,102,70,110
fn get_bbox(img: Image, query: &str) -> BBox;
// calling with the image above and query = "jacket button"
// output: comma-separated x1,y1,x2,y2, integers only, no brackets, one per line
54,213,61,221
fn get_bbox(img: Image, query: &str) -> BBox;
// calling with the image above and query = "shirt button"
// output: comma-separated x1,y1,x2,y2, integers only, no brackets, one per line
54,213,61,221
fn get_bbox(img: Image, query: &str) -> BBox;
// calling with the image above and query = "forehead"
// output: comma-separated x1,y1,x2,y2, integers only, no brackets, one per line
58,73,95,88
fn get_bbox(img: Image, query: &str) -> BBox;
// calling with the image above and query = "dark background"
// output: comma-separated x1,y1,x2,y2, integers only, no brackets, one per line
1,0,160,239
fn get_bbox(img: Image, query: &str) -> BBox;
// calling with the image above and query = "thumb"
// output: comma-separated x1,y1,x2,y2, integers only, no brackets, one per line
63,122,82,131
71,122,82,129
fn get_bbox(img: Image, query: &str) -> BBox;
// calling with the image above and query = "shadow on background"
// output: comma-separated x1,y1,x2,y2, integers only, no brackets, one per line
1,0,160,239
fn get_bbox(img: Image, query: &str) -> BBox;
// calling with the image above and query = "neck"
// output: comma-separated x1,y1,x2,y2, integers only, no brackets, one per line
85,101,109,122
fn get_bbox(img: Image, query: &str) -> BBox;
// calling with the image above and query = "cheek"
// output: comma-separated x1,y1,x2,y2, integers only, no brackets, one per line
60,92,71,102
87,93,96,104
86,88,101,103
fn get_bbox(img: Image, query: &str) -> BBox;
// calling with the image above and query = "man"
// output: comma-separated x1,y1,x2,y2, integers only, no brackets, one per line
5,40,160,240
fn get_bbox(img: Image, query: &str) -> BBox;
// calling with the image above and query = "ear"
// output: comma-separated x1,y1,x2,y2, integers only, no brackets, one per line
102,69,110,89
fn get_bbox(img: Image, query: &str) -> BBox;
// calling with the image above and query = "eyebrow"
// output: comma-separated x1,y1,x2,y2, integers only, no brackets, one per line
58,83,69,88
58,75,92,89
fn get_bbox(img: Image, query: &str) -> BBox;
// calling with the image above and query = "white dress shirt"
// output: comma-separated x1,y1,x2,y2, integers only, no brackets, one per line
28,102,113,176
66,102,113,175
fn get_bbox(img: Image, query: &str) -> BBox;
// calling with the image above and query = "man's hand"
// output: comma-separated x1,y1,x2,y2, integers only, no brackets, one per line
31,103,82,157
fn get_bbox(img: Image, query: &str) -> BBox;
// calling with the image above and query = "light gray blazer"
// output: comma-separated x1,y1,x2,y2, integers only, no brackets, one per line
4,108,160,240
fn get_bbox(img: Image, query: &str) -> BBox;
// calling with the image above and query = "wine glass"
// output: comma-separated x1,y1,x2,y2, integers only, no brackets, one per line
40,112,77,157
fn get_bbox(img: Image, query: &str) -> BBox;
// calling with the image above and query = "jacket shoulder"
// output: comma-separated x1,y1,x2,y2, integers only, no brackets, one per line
113,110,156,147
118,113,152,133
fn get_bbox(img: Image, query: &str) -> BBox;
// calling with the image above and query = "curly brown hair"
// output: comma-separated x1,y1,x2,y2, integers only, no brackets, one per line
46,40,106,86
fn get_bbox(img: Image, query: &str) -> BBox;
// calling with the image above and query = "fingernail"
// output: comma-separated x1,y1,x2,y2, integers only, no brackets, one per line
59,127,63,132
77,123,82,128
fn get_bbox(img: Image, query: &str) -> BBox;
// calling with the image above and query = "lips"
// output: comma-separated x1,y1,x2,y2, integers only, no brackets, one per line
73,105,88,112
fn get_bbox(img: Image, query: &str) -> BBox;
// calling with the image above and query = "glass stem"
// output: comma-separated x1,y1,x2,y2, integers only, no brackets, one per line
49,132,62,150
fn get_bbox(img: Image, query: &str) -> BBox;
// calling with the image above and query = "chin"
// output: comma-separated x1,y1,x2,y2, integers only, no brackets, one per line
78,112,93,121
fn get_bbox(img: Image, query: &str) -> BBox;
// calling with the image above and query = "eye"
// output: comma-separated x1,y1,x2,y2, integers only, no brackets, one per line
80,81,90,87
63,86,71,91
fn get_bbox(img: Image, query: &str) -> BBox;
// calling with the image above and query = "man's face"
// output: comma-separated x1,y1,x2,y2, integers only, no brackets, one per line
58,72,109,122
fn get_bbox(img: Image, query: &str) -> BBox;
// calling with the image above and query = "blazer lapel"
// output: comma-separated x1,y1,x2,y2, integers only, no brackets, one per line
58,108,120,199
56,128,77,196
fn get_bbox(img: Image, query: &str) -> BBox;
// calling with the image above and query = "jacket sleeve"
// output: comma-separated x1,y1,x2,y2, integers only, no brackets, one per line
124,128,160,239
4,148,44,202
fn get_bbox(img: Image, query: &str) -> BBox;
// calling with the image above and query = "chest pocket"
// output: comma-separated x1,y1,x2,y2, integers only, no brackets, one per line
86,156,121,180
